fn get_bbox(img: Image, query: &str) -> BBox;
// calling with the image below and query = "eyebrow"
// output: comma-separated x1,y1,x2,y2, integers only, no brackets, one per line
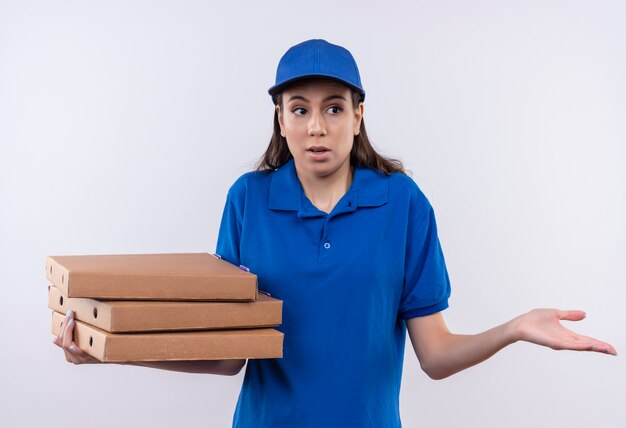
286,94,348,103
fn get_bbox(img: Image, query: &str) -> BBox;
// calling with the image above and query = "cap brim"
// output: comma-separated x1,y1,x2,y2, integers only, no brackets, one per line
268,74,365,100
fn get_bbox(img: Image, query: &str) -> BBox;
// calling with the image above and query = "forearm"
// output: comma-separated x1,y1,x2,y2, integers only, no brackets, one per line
432,324,518,379
408,315,521,380
126,359,247,375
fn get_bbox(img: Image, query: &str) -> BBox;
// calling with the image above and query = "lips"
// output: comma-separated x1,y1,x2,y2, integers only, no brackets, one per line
307,146,330,153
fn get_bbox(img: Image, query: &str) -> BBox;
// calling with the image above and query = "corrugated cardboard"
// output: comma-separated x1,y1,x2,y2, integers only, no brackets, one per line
51,311,283,362
45,253,257,301
48,285,282,333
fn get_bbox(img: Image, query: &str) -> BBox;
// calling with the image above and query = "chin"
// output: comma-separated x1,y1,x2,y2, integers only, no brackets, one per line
311,164,345,179
294,155,350,179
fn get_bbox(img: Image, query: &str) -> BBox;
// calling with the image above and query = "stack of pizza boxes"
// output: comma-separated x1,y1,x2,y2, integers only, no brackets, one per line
47,253,283,362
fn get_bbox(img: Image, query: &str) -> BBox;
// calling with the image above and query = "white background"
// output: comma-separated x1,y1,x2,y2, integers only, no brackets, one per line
1,1,624,427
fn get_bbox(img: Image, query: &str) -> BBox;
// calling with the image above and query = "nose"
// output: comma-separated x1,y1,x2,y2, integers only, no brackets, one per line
308,110,326,137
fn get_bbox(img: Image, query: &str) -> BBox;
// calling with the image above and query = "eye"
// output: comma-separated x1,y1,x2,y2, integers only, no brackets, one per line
292,107,307,116
327,105,343,115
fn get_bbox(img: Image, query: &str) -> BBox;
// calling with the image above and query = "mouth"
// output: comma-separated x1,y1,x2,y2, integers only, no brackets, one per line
307,146,330,153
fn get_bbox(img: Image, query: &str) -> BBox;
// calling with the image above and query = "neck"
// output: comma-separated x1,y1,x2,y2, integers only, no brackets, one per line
295,163,354,214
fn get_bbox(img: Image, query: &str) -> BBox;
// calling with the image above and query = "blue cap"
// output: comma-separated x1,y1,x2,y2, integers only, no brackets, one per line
268,39,365,102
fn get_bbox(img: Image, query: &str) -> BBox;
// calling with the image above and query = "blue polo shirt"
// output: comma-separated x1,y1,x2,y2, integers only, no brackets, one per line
216,159,451,428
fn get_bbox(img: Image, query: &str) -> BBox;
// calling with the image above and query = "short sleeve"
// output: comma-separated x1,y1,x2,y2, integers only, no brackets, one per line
215,189,243,267
398,205,451,319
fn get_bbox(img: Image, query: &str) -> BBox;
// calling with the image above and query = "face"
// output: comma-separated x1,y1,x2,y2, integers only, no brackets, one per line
277,79,363,180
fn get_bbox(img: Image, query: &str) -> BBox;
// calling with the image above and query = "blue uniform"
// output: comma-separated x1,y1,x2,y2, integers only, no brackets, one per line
216,159,451,428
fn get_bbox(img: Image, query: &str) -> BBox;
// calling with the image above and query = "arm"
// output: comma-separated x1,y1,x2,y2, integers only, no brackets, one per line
406,309,617,380
53,310,246,376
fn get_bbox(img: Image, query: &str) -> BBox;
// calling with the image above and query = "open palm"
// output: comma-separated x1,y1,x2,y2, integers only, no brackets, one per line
514,309,617,355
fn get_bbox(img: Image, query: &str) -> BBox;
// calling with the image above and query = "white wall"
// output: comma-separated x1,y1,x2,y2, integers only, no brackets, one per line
1,1,624,427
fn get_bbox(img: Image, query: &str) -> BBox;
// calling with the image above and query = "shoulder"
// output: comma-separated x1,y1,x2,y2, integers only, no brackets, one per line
387,172,432,214
226,170,273,203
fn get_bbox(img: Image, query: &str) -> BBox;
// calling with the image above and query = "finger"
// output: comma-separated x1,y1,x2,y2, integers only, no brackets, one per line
69,343,86,357
63,348,76,363
57,309,74,344
61,318,75,350
557,313,618,355
63,340,85,363
557,310,586,322
55,318,67,346
52,334,66,348
66,342,99,364
558,333,617,355
60,313,98,363
590,341,618,356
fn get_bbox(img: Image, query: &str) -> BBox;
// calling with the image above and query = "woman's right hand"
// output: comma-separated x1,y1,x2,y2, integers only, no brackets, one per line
52,309,100,364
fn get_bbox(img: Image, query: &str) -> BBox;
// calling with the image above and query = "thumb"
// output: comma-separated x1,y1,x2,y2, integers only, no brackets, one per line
558,309,586,322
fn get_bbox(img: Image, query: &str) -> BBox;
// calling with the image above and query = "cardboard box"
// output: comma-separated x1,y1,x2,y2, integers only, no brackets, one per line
45,253,257,301
51,311,283,362
48,285,282,333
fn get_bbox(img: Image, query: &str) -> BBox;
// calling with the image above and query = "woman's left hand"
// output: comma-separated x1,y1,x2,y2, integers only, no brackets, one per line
512,309,617,355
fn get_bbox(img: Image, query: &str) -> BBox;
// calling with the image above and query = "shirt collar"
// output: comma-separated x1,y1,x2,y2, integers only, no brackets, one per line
268,159,388,214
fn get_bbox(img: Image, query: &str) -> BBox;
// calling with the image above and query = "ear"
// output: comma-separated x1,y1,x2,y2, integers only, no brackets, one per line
354,102,364,136
276,105,286,137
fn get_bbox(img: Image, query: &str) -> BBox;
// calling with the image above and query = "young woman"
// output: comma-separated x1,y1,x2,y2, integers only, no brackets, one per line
54,39,616,427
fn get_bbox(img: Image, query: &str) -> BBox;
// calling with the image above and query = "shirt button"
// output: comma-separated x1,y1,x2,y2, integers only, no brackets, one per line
323,242,331,249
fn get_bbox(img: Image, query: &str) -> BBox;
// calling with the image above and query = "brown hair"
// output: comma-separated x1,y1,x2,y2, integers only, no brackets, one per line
256,81,405,175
